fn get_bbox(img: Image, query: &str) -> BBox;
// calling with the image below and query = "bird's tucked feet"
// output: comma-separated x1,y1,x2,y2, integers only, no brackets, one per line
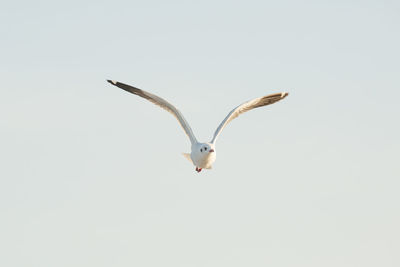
195,167,202,173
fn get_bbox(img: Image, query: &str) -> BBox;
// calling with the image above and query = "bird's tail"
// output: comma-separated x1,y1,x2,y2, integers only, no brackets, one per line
182,153,193,164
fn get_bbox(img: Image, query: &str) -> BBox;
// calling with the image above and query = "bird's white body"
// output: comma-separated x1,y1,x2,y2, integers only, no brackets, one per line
107,80,288,172
190,142,216,169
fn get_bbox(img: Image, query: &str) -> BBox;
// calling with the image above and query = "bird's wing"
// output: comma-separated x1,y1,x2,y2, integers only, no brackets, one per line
108,80,198,145
211,92,289,144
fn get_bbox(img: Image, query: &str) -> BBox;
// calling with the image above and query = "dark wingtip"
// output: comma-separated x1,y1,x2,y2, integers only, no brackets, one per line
107,80,117,85
281,92,289,98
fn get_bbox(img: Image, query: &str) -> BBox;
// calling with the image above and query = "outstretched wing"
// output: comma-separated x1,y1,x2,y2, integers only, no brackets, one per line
108,80,198,145
211,92,289,144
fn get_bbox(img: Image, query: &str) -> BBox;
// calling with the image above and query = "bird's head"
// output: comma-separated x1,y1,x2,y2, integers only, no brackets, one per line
199,143,215,154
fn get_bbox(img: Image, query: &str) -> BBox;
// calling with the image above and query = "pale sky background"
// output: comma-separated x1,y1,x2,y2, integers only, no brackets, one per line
1,0,399,266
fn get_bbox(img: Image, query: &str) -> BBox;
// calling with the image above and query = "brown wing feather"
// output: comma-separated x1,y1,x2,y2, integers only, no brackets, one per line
107,80,198,144
211,92,288,143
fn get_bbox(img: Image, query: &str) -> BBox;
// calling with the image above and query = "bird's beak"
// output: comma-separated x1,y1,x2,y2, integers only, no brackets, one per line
209,149,215,153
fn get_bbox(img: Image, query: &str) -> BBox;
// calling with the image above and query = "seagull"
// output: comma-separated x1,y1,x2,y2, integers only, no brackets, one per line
107,80,288,173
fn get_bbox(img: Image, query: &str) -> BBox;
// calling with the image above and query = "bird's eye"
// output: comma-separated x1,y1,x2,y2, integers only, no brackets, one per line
200,149,203,152
205,147,207,151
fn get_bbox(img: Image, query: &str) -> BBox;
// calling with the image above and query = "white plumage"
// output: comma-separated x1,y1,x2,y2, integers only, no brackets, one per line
107,80,288,172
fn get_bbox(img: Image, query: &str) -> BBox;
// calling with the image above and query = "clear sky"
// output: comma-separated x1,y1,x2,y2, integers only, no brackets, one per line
1,0,399,266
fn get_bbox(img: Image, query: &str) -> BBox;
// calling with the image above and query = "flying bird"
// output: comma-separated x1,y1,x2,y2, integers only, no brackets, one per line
107,80,288,172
